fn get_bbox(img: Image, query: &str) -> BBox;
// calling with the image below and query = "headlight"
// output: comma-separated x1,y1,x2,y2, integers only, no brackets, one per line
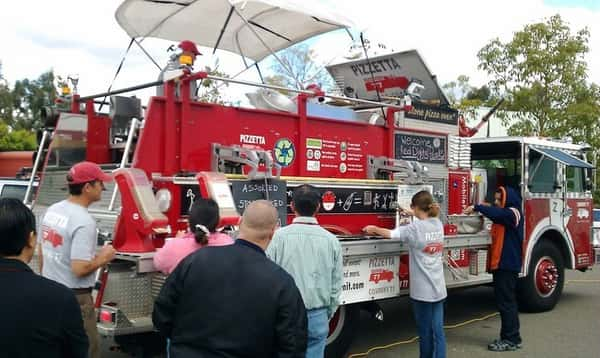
155,188,172,213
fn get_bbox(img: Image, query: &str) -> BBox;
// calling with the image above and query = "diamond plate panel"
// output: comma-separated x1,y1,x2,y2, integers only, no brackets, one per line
103,269,155,319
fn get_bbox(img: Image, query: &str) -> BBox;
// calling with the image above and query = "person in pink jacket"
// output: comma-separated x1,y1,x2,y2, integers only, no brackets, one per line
154,198,233,274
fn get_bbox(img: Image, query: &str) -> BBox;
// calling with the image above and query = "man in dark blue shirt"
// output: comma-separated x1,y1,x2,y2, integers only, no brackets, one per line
0,198,88,358
153,200,307,357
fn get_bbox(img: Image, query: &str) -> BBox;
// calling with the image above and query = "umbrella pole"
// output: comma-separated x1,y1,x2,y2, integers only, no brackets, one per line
230,5,300,89
213,6,235,55
255,63,265,84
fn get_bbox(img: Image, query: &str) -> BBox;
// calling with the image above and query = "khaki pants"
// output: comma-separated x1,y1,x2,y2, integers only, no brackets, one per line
76,293,100,358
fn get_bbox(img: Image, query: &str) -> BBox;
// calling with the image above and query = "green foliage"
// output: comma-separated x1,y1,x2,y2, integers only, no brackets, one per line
0,63,54,151
196,62,231,105
477,14,599,142
10,71,56,130
0,121,36,151
442,75,498,121
264,44,334,91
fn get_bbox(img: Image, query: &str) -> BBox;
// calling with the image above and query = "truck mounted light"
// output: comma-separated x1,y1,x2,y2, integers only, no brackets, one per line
99,309,115,324
155,188,172,213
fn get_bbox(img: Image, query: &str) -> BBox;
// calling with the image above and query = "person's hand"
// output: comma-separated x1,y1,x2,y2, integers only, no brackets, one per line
463,206,475,215
98,245,117,265
363,225,379,236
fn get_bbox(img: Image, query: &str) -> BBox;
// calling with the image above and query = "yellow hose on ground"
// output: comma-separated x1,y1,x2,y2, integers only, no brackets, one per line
347,279,599,357
347,312,499,358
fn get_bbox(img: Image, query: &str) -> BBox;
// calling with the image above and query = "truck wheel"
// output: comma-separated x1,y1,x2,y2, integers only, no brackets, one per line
517,241,565,312
325,304,359,358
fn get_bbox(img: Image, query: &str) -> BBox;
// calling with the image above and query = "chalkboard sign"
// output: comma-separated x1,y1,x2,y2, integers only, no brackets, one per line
404,102,458,125
230,179,288,226
395,133,446,164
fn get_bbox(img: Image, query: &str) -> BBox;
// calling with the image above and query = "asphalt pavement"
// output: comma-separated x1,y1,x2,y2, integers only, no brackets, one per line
102,267,600,358
347,268,600,358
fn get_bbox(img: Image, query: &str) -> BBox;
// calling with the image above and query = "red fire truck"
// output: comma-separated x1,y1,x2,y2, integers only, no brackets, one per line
29,68,596,357
26,1,596,357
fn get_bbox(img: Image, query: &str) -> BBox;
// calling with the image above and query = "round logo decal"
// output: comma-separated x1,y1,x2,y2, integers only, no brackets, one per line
322,191,336,211
274,138,295,167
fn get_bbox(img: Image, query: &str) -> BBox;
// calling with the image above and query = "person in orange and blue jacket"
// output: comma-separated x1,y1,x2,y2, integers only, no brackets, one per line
464,186,523,352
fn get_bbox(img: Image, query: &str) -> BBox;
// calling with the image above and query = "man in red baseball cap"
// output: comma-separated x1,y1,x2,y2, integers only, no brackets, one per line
39,161,116,358
68,161,113,184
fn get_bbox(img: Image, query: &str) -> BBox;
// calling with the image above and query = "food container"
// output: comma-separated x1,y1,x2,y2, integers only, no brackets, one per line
447,214,484,234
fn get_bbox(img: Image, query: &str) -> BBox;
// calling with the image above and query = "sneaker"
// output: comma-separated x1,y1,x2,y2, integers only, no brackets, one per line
488,339,521,351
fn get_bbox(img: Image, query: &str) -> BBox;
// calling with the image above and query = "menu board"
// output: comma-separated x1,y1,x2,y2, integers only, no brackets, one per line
179,179,287,226
230,179,288,226
394,132,446,164
304,137,365,177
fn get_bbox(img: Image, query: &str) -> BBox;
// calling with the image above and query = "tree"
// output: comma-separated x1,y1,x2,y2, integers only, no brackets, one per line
196,63,230,105
264,44,334,91
0,64,55,151
442,75,495,120
477,14,600,141
11,70,56,130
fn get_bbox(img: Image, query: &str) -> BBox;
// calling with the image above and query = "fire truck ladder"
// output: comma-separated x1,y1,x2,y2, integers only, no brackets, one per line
211,143,281,180
108,118,141,211
367,155,428,184
23,129,52,206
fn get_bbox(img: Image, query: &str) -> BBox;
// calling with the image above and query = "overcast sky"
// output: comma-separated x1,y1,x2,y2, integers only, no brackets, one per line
0,0,598,102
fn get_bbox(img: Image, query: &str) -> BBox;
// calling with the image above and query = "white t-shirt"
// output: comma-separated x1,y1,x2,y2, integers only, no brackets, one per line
41,200,97,289
391,217,447,302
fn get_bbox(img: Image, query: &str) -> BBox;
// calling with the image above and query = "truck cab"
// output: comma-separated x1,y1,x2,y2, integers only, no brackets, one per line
470,136,595,311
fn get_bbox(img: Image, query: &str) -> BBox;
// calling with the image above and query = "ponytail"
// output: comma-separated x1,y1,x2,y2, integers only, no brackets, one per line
188,198,220,246
193,224,210,245
428,203,440,218
411,190,439,218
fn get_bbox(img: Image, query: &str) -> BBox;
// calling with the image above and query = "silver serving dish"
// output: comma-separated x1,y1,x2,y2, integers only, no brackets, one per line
447,214,484,234
246,89,297,113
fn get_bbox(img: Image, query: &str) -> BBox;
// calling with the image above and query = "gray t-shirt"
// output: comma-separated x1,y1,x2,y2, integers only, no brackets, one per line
41,200,97,288
391,218,447,302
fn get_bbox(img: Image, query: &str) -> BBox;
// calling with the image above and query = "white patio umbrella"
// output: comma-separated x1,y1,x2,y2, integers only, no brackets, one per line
115,0,356,63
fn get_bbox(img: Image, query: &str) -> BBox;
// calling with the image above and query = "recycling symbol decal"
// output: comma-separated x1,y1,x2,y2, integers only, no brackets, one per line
274,138,295,167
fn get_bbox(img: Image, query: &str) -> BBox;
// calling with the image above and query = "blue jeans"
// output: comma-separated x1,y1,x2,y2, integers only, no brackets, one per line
306,308,329,358
412,299,446,358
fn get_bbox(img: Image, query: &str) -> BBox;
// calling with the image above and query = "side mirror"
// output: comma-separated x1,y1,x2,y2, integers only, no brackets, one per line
585,177,593,191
